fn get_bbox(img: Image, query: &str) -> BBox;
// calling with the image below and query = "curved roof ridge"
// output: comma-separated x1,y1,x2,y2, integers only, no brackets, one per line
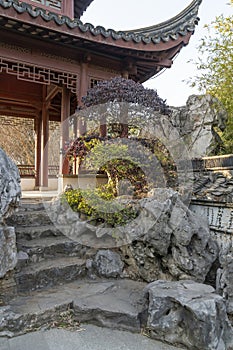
0,0,202,44
124,0,202,35
79,0,202,43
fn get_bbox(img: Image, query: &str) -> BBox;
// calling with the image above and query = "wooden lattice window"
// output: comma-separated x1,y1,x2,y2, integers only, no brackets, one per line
0,58,78,93
0,116,35,166
19,0,74,17
30,0,62,10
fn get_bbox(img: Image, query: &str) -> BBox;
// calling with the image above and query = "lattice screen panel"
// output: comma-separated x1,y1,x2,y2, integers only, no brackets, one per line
0,116,35,165
0,58,78,93
29,0,62,11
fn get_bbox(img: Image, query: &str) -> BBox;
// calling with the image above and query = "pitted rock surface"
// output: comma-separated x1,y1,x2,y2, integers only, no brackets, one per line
49,189,218,283
0,148,20,279
93,250,124,278
170,94,227,158
0,147,21,223
0,226,17,278
142,280,233,350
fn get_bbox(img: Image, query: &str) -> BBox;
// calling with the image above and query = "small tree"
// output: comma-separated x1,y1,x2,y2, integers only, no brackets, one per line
67,77,176,196
82,77,170,113
188,2,233,153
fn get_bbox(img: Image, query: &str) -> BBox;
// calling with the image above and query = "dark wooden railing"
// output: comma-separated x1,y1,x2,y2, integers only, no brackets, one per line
18,165,35,177
48,165,59,177
192,155,233,171
18,165,59,177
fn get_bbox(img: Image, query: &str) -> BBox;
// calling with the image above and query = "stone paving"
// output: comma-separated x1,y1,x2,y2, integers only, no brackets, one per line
0,279,146,337
0,325,182,350
1,192,232,349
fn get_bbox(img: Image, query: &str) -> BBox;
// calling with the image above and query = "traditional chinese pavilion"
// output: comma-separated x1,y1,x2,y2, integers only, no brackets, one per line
0,0,202,191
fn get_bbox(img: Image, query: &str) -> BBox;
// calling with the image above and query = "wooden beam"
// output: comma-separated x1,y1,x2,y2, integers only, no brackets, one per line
45,86,61,107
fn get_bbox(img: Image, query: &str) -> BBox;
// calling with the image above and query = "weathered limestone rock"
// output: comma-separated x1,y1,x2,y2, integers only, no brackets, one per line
189,205,233,314
171,94,227,158
0,226,17,280
142,280,233,350
0,148,21,223
191,199,233,313
0,279,146,337
163,196,218,282
0,271,17,304
217,243,233,315
0,148,20,280
121,189,218,283
120,242,165,283
49,189,218,283
94,250,124,278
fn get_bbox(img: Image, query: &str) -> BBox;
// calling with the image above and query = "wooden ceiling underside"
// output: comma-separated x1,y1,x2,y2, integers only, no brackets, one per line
0,73,77,121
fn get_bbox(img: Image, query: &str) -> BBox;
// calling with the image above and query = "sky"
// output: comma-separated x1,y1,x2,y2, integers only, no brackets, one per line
81,0,232,106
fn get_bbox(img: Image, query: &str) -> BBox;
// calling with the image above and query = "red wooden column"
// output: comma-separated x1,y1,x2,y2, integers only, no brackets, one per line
40,86,49,189
63,0,74,19
73,113,77,139
60,86,71,175
34,115,42,189
121,67,129,137
99,104,107,137
99,119,107,137
77,61,89,136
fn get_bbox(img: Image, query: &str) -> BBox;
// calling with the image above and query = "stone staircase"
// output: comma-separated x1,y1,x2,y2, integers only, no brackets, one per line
1,198,233,350
6,199,89,293
1,198,145,337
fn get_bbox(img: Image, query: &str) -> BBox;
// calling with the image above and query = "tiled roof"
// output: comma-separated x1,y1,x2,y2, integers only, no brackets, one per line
193,171,233,203
74,0,94,19
0,0,202,44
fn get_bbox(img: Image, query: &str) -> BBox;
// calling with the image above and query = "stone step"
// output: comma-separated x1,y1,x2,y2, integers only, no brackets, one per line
0,279,145,337
15,257,87,293
17,236,89,264
15,224,65,240
0,325,183,350
6,200,51,222
18,200,49,212
7,210,52,227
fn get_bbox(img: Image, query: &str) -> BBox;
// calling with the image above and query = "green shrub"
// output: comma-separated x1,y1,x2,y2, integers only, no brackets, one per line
63,185,138,227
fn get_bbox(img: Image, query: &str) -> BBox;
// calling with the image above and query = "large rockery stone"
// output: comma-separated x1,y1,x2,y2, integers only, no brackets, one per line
141,280,233,350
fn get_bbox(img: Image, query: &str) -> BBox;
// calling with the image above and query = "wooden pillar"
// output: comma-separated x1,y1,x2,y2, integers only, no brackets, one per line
77,61,89,136
63,0,74,19
60,86,70,175
34,116,42,188
73,116,77,139
99,105,107,137
120,103,129,138
40,87,49,189
77,118,86,137
99,121,107,137
120,124,128,138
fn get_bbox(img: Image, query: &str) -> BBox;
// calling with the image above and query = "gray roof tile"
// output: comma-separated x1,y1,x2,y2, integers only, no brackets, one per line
193,171,233,203
0,0,202,45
